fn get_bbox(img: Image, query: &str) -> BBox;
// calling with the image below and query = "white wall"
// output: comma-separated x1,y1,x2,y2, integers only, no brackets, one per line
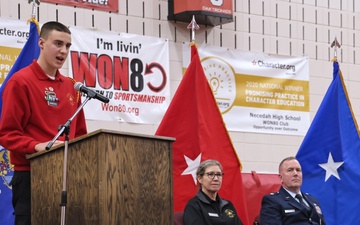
1,0,360,173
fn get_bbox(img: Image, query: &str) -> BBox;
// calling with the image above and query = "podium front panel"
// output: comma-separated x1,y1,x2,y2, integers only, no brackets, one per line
30,130,174,225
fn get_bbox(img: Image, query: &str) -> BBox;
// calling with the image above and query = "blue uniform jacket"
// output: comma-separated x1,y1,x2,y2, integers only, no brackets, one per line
260,186,326,225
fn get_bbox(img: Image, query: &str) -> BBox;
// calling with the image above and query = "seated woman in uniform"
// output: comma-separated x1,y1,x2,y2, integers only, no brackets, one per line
183,159,244,225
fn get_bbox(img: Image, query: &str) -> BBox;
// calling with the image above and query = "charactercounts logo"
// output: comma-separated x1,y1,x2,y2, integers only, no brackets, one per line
201,57,236,114
252,59,296,74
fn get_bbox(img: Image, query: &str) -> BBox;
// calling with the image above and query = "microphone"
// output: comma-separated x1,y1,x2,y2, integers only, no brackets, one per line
74,82,109,103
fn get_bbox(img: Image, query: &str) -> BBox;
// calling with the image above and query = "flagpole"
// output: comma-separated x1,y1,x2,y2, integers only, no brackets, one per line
331,37,341,60
187,15,199,43
27,0,40,35
28,0,40,19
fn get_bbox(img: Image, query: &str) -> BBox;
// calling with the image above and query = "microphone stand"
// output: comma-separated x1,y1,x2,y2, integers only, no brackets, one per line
46,95,92,225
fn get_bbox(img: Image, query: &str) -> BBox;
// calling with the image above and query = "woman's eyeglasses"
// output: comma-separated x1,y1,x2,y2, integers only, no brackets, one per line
204,172,224,179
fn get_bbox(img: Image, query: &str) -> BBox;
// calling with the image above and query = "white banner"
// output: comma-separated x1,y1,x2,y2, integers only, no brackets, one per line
183,43,310,135
69,27,170,124
0,18,31,86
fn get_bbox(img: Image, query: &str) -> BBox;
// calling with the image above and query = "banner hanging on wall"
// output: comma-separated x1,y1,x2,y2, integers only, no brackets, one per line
41,0,118,12
0,19,30,86
183,43,310,136
69,26,170,124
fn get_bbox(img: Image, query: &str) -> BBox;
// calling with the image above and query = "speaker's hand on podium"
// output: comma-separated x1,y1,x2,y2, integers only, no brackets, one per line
35,140,64,152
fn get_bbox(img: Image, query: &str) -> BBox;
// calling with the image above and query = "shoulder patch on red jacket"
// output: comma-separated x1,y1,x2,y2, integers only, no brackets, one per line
67,77,80,102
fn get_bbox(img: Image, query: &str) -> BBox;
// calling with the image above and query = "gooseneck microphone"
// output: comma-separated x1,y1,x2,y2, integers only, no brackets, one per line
74,82,110,103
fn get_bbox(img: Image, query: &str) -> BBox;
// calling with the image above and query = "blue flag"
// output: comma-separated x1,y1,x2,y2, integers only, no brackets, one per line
0,19,40,225
296,60,360,225
0,19,40,117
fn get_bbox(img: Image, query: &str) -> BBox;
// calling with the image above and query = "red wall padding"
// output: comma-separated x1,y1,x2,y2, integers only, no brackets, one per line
242,172,281,224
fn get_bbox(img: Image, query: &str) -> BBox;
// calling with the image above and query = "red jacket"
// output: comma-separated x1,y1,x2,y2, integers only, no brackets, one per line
0,60,87,171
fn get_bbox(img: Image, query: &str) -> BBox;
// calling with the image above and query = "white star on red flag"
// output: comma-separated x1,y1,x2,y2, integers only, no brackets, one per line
181,153,202,185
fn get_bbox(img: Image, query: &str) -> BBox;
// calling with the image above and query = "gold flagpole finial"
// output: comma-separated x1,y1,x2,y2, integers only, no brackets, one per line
331,37,341,60
187,15,200,44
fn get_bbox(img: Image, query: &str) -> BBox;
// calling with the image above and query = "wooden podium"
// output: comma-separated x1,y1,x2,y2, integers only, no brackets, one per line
27,129,174,225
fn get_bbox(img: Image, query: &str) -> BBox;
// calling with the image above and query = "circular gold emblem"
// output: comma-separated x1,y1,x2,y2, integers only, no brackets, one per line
201,56,236,114
224,209,235,218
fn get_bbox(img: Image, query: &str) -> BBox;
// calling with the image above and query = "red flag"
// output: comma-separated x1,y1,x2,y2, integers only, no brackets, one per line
156,44,250,225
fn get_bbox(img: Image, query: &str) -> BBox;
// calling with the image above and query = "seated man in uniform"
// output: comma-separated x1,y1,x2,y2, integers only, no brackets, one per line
260,156,326,225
